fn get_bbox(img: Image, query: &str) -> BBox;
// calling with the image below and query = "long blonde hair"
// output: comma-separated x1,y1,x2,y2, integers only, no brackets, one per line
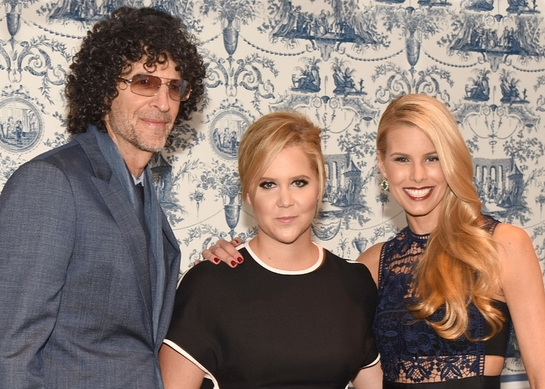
238,111,326,203
377,94,504,340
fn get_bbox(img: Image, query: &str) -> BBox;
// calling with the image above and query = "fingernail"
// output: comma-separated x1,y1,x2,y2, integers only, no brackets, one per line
230,260,237,267
213,257,220,264
237,256,244,264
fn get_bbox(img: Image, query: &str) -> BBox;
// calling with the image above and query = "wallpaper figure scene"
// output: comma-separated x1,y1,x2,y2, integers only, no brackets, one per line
1,0,544,387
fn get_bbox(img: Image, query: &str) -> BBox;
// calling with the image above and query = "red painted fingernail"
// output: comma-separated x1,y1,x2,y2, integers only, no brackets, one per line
230,260,237,267
237,256,244,264
213,257,220,264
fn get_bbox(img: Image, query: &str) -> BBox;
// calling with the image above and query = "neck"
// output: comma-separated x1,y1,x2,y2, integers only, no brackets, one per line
123,153,151,179
105,131,153,179
249,232,319,271
406,214,438,235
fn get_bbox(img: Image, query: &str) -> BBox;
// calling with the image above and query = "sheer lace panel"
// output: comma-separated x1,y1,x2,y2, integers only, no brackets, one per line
373,225,498,383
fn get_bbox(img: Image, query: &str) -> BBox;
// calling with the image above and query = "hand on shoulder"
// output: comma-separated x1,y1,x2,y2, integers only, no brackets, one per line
201,237,244,268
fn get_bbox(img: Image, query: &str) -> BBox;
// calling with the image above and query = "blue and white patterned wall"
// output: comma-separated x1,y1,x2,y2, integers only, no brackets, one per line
1,0,543,386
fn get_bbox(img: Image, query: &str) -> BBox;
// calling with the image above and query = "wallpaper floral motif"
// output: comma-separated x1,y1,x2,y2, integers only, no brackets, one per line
1,0,543,385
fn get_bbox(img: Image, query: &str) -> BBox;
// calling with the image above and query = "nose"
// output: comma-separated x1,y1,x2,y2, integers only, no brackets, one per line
277,186,294,208
410,161,427,183
150,84,171,112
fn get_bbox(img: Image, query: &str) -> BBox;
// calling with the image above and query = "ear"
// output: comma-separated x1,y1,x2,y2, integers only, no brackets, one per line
245,192,252,206
377,151,387,179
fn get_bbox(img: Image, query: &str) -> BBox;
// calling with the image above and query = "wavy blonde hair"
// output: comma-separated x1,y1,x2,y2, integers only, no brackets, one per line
377,94,504,340
238,111,325,204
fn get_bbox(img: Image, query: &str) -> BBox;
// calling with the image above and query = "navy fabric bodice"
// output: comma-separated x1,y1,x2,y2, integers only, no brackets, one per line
373,216,510,384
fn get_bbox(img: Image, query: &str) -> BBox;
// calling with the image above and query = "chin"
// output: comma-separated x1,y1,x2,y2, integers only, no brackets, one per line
139,142,166,154
277,233,308,245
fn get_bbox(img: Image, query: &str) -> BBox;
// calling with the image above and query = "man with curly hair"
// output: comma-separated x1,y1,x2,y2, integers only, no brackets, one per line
0,7,206,388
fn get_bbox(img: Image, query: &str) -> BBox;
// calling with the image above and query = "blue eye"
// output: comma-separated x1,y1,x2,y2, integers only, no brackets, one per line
259,181,275,189
293,179,309,187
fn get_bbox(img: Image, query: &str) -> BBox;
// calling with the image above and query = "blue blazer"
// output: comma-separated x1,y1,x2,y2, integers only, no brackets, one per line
0,130,181,388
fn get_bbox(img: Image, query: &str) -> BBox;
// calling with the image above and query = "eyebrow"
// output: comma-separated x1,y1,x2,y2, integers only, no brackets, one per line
388,151,438,157
258,174,313,181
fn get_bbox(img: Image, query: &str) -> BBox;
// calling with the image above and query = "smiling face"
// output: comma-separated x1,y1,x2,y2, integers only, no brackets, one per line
104,58,181,165
378,125,449,234
247,146,320,247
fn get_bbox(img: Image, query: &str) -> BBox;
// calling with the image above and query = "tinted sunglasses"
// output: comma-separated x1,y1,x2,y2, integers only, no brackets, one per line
118,74,191,101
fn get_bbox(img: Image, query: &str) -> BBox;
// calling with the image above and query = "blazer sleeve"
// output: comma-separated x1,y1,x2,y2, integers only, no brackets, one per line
0,160,76,388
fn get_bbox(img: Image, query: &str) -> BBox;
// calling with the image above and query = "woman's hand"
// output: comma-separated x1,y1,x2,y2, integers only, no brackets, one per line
201,237,244,268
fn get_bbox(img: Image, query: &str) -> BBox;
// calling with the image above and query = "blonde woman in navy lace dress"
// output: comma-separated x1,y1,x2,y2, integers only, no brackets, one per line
358,94,545,389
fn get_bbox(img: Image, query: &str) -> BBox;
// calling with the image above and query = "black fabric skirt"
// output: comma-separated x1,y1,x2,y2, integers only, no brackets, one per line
384,376,501,389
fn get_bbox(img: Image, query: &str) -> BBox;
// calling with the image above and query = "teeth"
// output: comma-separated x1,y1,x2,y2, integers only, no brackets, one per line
404,188,431,197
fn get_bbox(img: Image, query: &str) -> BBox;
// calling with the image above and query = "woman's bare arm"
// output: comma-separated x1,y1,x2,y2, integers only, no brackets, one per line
496,223,545,388
159,344,205,389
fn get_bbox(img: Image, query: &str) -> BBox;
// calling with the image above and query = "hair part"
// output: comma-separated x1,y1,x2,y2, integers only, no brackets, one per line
238,111,325,206
377,94,504,340
65,6,206,146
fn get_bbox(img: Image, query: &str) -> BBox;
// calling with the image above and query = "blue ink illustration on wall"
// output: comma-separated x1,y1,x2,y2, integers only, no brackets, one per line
0,87,44,153
0,99,40,152
210,107,250,160
1,0,545,385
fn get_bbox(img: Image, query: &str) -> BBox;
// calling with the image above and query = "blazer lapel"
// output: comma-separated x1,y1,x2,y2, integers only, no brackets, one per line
78,132,154,336
92,177,154,315
155,210,181,345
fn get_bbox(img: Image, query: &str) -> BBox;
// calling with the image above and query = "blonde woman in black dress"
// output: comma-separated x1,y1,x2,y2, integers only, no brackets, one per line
160,111,382,389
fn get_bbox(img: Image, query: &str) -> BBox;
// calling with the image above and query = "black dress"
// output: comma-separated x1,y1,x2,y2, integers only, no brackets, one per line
164,242,379,388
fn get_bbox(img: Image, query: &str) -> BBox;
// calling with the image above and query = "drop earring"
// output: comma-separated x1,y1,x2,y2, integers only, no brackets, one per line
380,178,389,191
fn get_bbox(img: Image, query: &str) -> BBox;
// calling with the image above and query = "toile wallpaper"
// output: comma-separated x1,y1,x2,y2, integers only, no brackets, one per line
0,0,544,386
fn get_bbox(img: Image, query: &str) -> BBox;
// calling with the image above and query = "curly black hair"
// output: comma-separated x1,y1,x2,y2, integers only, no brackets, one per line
65,7,206,139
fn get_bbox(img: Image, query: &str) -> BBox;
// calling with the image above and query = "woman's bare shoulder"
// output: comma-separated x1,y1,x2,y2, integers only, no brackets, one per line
356,242,384,265
356,242,385,284
492,222,535,260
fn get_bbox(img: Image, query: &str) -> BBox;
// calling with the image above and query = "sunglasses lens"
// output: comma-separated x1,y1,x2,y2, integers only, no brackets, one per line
130,74,161,97
174,80,191,101
167,80,183,101
127,74,191,101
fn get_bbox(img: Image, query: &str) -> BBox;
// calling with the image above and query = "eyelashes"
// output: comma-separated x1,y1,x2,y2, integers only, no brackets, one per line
393,155,439,163
293,179,309,187
258,179,310,189
258,181,275,189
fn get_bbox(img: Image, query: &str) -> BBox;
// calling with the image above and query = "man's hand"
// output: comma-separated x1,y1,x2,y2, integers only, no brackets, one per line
201,237,244,268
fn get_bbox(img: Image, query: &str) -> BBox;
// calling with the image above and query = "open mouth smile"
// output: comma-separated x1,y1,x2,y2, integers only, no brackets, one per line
404,187,433,200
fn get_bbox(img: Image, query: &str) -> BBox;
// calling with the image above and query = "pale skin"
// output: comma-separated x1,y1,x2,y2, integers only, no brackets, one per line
161,146,382,388
159,346,205,389
104,58,181,178
359,125,545,385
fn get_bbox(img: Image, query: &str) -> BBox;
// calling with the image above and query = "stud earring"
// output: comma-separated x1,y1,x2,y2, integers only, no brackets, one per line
380,178,389,191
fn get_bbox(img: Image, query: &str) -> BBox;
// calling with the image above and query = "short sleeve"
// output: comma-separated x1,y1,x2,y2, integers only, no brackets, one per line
349,259,380,368
164,262,223,374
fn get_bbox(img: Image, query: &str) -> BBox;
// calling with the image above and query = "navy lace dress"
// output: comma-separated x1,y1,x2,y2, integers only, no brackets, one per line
374,216,512,389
